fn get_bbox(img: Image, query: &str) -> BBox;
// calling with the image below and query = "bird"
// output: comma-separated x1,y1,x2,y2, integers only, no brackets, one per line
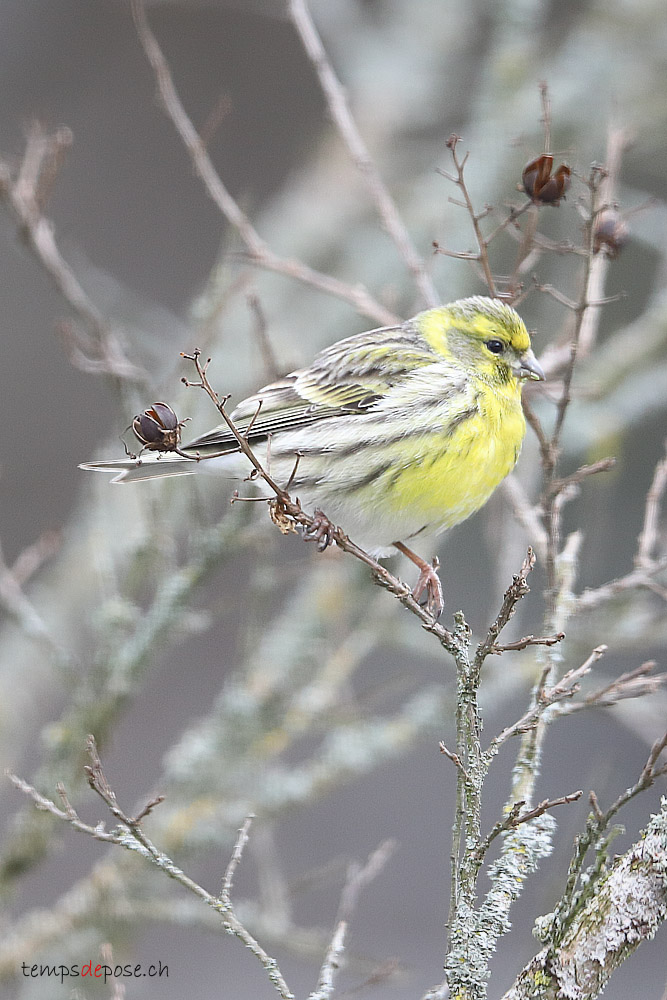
80,295,544,615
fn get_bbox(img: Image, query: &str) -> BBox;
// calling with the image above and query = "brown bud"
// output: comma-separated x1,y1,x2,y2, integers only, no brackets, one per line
522,154,571,205
132,402,184,452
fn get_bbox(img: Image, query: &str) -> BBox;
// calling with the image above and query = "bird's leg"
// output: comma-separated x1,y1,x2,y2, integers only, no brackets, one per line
393,541,444,618
303,509,337,552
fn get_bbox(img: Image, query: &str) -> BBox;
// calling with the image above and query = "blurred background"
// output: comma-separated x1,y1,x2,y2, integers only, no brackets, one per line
0,0,666,997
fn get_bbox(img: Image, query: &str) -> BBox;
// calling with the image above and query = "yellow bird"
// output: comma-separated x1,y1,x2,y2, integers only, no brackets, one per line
81,295,544,614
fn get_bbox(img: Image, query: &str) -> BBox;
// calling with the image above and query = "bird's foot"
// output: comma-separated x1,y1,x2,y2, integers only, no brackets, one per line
411,557,444,619
394,541,444,618
303,509,337,552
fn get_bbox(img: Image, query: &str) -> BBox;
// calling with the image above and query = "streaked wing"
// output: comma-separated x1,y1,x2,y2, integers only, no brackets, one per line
186,322,435,452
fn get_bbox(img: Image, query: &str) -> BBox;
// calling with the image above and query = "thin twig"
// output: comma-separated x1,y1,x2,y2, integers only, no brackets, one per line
11,740,295,1000
474,790,582,862
247,291,281,382
578,127,631,357
500,474,548,556
0,126,147,385
130,0,397,327
10,529,61,587
221,815,255,906
100,944,126,1000
537,150,623,616
636,440,667,568
561,661,666,713
488,645,607,752
483,199,533,247
6,772,120,843
198,91,233,148
513,791,582,827
439,135,497,296
578,556,667,610
287,0,438,309
489,632,565,654
506,204,540,295
539,81,552,154
309,840,397,1000
439,742,471,784
538,125,631,379
0,533,72,666
475,549,536,665
544,731,667,960
521,395,553,470
548,457,616,498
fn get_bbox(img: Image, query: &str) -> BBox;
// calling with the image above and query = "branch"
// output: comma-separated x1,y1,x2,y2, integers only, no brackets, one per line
547,457,616,498
536,137,628,620
130,0,397,327
576,458,667,608
474,791,582,863
636,440,667,568
489,632,565,654
561,660,667,713
287,0,439,309
488,645,608,752
536,732,667,973
220,814,255,906
0,122,147,384
578,558,667,610
474,548,536,664
308,840,397,1000
503,801,667,1000
501,474,548,557
0,529,71,667
603,731,667,824
10,738,295,1000
539,125,632,379
437,135,497,296
246,290,281,382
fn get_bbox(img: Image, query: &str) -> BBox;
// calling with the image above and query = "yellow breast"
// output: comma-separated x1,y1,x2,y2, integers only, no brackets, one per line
386,380,525,531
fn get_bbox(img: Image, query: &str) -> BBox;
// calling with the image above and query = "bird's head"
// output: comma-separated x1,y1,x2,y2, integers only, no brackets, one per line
419,296,545,386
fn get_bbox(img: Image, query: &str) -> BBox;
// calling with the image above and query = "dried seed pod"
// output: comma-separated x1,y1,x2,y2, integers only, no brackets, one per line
593,209,629,258
132,402,183,452
522,154,571,205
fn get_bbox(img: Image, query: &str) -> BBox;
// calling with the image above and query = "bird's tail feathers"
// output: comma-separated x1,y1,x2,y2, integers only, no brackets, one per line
78,456,198,484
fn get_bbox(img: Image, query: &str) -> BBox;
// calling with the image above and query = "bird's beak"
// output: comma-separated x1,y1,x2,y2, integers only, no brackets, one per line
514,348,545,381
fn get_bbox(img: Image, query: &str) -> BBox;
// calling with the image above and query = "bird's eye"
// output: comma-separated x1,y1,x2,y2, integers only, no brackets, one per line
485,339,504,355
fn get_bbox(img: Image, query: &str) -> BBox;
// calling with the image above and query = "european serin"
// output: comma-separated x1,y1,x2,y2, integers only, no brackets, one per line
81,295,544,614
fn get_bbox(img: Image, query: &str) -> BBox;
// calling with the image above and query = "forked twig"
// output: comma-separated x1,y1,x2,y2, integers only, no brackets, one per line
10,739,295,1000
543,731,667,958
130,0,397,327
287,0,438,309
561,660,667,712
475,548,536,664
309,839,397,1000
578,442,667,609
488,645,608,751
473,790,582,862
0,124,147,384
437,135,497,296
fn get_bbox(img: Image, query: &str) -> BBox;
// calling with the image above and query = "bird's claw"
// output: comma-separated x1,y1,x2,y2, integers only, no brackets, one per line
303,509,337,552
411,556,444,619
